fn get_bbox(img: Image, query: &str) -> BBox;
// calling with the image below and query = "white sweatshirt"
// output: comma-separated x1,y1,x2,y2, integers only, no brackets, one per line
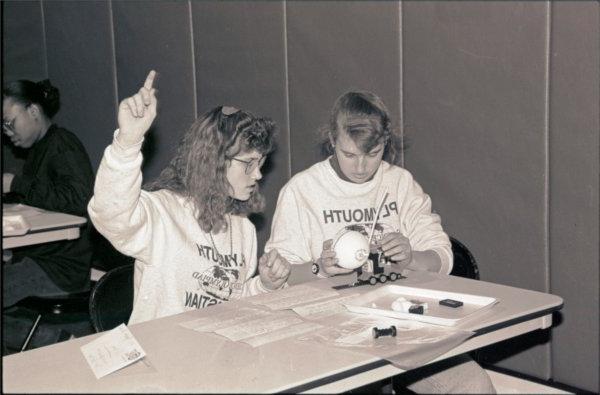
88,131,269,324
265,158,453,274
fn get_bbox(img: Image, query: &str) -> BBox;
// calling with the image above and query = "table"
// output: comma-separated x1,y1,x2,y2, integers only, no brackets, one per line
1,272,563,393
2,204,87,250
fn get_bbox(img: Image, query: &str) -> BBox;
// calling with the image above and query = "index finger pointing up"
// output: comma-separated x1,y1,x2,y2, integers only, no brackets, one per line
144,70,157,90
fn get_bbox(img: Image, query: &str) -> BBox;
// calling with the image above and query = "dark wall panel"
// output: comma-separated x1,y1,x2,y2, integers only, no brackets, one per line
43,1,117,170
2,0,46,175
549,2,599,392
402,1,551,378
2,0,46,83
192,0,289,252
112,0,196,180
286,1,402,175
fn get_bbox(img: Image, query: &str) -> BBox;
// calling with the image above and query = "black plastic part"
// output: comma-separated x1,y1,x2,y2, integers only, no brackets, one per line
408,305,424,314
439,298,464,308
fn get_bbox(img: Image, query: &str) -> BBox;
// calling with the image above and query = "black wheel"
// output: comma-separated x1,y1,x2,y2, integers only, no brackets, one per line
369,276,378,285
379,275,388,283
389,272,398,281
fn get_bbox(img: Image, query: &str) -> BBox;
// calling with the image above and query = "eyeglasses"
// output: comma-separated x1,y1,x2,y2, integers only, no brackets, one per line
228,156,266,175
2,107,27,135
2,118,16,134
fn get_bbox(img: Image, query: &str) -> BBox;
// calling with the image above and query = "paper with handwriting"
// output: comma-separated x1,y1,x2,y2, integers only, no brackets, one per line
80,324,146,379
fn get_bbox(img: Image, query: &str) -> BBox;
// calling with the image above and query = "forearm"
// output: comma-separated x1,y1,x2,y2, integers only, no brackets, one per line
13,175,92,215
11,155,93,215
88,132,146,238
407,250,442,273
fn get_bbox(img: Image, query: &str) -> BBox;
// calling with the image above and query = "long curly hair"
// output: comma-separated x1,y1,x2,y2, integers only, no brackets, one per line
144,106,276,233
319,91,403,165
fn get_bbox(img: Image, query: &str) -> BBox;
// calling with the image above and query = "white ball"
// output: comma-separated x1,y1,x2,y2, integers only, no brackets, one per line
333,230,370,270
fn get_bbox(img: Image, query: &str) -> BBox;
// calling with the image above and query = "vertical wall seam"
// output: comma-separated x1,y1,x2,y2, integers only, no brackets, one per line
399,1,404,168
544,2,552,302
283,1,292,179
108,1,119,114
544,0,553,379
188,0,198,119
40,0,48,77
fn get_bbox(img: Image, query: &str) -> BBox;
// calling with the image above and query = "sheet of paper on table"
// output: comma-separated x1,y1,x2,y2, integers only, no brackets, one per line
2,214,30,236
248,284,340,310
80,324,146,379
240,321,324,348
180,307,324,348
297,314,474,370
292,293,361,320
2,203,43,217
215,311,304,341
179,307,269,332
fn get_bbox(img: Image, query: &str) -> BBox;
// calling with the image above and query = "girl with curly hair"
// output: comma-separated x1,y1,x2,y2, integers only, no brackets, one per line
89,71,290,324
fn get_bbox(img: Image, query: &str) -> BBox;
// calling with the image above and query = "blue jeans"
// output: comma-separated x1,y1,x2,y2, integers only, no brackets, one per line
2,256,76,354
2,256,72,307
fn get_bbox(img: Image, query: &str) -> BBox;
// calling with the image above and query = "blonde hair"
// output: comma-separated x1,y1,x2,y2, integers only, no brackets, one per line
320,91,402,165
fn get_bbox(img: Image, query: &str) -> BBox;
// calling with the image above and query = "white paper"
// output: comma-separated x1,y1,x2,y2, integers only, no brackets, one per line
182,307,271,333
247,284,319,303
179,307,265,331
215,312,304,341
249,284,340,310
2,203,43,217
241,321,324,348
292,293,360,320
80,324,146,379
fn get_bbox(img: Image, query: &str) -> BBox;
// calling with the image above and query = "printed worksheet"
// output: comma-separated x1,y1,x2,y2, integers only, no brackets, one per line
215,311,304,341
248,284,340,310
80,324,146,379
241,321,324,348
180,307,269,332
292,293,361,320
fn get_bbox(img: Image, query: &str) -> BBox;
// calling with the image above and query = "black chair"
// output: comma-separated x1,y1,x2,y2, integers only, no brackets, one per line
10,290,92,352
88,264,134,332
449,236,480,280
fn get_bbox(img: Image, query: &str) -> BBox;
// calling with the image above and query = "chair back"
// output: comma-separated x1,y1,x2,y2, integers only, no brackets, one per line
449,236,480,280
88,264,134,332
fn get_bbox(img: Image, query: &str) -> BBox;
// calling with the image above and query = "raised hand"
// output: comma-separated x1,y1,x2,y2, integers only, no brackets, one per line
116,70,158,147
379,232,412,271
319,239,354,276
259,249,291,290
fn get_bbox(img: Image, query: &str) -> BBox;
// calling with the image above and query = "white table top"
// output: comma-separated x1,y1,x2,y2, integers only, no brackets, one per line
2,272,563,393
2,204,87,249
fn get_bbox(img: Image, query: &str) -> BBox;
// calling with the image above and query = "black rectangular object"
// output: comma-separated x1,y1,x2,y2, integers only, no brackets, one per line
439,299,463,308
408,305,424,314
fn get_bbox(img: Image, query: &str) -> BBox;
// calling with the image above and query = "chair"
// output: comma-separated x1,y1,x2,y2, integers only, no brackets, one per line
12,290,92,352
88,264,134,332
449,236,480,280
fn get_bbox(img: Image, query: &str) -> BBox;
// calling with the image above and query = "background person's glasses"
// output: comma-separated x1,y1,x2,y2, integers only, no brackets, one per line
228,156,266,175
2,118,16,134
2,107,27,135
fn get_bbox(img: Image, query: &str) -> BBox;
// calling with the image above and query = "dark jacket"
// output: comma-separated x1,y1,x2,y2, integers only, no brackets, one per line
11,124,94,292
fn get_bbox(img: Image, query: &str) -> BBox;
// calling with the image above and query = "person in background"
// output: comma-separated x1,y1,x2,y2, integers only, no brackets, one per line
2,79,94,306
88,71,290,324
265,91,495,393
